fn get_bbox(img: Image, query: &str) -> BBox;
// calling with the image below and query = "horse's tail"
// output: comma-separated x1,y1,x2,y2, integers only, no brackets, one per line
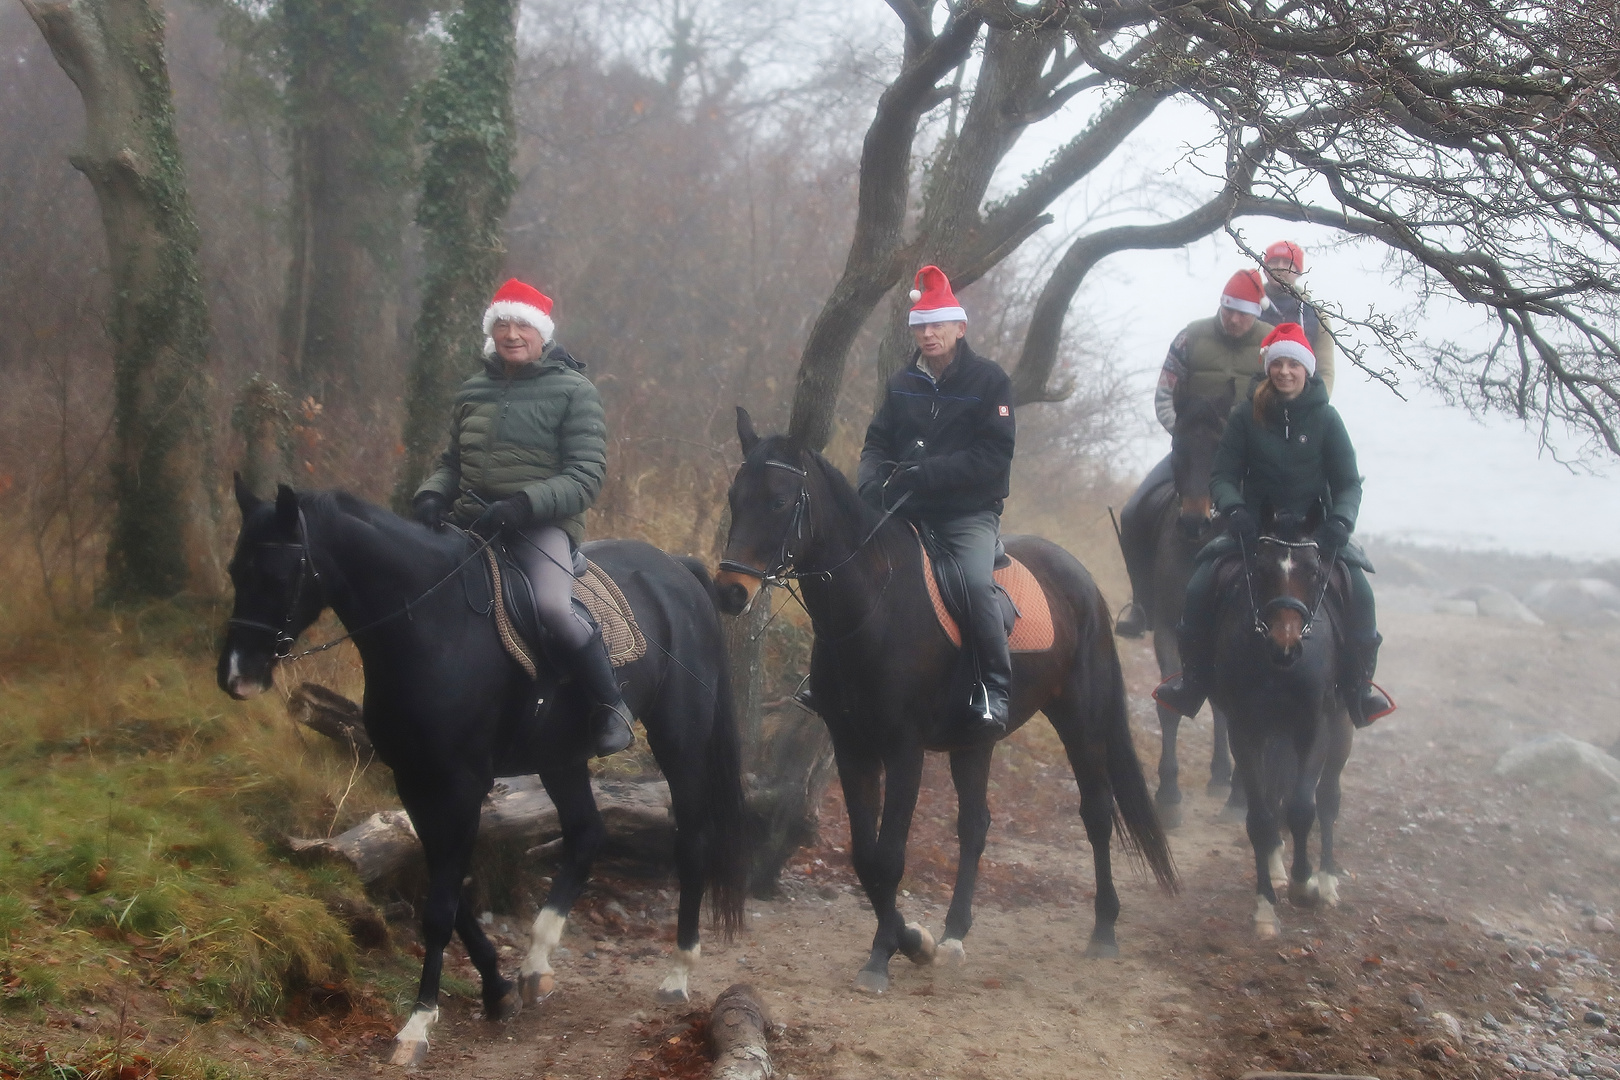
1089,606,1180,894
702,626,749,939
676,555,721,607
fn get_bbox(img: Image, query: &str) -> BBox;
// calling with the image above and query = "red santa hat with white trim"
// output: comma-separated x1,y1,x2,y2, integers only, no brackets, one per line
907,265,967,325
482,278,556,357
1218,269,1266,317
1259,322,1316,376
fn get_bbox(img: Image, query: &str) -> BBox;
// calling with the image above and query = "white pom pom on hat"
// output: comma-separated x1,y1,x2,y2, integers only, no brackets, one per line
907,265,966,325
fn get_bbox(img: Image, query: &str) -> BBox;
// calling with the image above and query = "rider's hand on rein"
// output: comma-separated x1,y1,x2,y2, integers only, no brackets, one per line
471,495,532,539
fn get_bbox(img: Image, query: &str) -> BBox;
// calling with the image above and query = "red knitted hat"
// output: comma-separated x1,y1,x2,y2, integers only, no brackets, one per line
1219,269,1266,316
1260,322,1316,376
1263,240,1305,272
482,279,556,356
907,265,967,326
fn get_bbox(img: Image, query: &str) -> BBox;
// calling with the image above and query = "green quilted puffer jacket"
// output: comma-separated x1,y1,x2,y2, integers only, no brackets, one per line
416,343,608,545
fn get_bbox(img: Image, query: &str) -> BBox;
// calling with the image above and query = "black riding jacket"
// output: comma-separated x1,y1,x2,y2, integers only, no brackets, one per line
857,340,1015,516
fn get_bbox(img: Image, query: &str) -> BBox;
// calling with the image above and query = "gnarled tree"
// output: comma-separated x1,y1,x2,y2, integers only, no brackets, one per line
21,0,216,599
789,0,1620,456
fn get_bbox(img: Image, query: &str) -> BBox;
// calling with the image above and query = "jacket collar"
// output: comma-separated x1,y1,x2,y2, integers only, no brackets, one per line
911,338,977,383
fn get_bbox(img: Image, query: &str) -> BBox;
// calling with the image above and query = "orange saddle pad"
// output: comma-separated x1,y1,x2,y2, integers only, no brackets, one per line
918,537,1055,653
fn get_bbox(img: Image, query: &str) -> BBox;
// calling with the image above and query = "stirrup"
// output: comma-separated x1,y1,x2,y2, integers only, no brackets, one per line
791,676,817,714
1351,682,1395,728
1113,601,1148,639
591,701,634,756
1152,671,1207,718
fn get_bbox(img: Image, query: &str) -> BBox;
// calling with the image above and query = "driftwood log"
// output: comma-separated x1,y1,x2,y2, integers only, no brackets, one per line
287,682,373,758
287,776,675,884
709,983,773,1080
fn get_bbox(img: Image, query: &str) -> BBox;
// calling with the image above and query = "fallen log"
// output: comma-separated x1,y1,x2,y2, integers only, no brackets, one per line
287,776,675,884
709,983,773,1080
287,682,373,759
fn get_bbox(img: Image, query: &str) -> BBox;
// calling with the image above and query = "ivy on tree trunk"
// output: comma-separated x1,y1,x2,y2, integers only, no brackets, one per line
394,0,518,508
22,0,216,600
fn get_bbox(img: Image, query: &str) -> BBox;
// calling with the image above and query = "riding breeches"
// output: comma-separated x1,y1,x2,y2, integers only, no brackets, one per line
1118,454,1175,605
924,510,1012,686
512,523,592,651
1180,553,1378,645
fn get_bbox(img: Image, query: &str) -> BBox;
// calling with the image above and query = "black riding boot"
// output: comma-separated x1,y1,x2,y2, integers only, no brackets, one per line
1153,621,1214,718
1343,633,1393,728
947,599,1011,745
1114,601,1149,639
566,629,635,757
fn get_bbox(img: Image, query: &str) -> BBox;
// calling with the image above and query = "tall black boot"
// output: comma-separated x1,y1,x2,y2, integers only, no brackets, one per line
1153,622,1214,718
1343,633,1393,728
949,594,1011,745
566,629,635,757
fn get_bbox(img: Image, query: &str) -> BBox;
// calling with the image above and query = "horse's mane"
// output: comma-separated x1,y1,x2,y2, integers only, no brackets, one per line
300,489,469,560
1175,391,1232,434
753,435,878,532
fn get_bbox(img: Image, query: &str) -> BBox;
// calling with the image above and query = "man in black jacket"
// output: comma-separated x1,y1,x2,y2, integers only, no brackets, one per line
857,265,1016,741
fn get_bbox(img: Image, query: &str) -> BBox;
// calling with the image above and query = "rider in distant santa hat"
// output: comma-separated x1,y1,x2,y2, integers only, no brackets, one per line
1261,240,1336,394
411,278,634,757
852,265,1017,743
1154,322,1392,727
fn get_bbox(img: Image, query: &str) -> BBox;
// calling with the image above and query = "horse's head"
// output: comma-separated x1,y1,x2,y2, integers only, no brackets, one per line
714,407,813,616
217,475,328,699
1249,501,1328,668
1171,378,1234,537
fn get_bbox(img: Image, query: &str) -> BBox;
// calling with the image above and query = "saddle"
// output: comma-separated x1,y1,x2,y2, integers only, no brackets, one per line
484,545,646,680
914,524,1055,653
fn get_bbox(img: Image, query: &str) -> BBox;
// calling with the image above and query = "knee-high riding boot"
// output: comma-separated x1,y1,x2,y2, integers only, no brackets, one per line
566,628,635,757
1343,633,1394,727
1153,620,1215,718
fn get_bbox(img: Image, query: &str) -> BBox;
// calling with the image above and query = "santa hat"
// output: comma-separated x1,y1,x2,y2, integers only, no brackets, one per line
1263,240,1305,272
482,279,556,357
1260,322,1316,376
1219,269,1266,316
907,265,967,326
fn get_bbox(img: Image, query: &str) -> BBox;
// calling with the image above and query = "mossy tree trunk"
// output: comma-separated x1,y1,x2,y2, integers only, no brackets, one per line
392,0,517,508
22,0,216,600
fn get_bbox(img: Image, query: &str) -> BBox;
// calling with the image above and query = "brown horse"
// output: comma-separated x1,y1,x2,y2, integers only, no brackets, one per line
714,409,1175,993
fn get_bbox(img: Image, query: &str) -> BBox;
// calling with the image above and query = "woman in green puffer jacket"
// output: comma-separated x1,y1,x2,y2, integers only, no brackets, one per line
410,278,632,757
1154,322,1392,727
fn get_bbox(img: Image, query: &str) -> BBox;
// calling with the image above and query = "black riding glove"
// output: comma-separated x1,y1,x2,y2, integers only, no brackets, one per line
411,491,448,530
1226,505,1259,547
1314,515,1351,553
883,464,923,508
471,495,532,539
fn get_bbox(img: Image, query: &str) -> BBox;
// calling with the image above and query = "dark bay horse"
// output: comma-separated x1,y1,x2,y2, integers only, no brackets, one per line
1208,504,1353,937
217,480,744,1065
1148,379,1245,825
715,410,1176,993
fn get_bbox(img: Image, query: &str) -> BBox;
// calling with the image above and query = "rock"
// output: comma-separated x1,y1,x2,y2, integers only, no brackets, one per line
1432,1011,1466,1043
1494,735,1620,798
1406,988,1427,1010
1474,588,1544,625
1434,598,1479,616
1526,578,1620,623
1588,1011,1609,1026
1589,916,1615,933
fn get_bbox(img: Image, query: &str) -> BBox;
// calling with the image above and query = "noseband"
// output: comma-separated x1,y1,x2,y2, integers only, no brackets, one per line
227,507,321,658
1243,535,1332,638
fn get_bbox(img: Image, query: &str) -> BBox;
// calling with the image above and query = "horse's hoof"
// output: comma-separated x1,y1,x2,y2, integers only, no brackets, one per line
390,1039,429,1068
485,985,522,1022
1216,803,1246,824
900,926,939,965
656,985,691,1004
1254,897,1279,938
1206,778,1231,797
1255,920,1279,939
1288,878,1320,908
853,968,889,995
1157,802,1184,830
1313,872,1340,908
519,971,554,1006
1085,937,1120,959
935,938,966,967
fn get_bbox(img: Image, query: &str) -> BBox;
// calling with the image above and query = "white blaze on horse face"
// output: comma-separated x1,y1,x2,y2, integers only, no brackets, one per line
521,907,567,982
224,651,266,699
658,943,701,1000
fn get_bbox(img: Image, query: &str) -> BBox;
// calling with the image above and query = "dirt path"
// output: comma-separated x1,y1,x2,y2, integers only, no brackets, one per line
326,606,1620,1079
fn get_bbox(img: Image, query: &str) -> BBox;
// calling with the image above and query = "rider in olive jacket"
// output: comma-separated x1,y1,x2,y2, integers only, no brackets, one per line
1155,323,1391,727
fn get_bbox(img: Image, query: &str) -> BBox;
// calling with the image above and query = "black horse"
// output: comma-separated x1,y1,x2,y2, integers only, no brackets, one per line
1147,379,1245,825
715,410,1175,993
217,480,744,1065
1207,504,1353,937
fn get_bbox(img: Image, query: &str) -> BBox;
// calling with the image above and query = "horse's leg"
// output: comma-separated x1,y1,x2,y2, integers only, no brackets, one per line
1310,716,1352,908
1284,758,1322,908
1231,732,1282,939
936,743,995,965
841,745,925,994
391,776,488,1066
1209,703,1234,792
1045,691,1122,957
658,769,710,1003
454,886,520,1021
519,758,605,1006
1154,704,1184,829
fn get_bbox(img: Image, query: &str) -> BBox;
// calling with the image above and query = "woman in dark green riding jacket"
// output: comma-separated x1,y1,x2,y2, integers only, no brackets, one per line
1154,322,1392,727
410,278,633,757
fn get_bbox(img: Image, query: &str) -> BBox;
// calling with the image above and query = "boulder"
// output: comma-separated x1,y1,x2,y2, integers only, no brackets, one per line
1434,598,1478,616
1525,578,1620,622
1494,735,1620,799
1447,585,1544,625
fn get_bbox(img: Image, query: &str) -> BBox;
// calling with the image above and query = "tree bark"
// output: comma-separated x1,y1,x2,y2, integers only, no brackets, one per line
709,983,774,1080
22,0,216,600
393,0,518,509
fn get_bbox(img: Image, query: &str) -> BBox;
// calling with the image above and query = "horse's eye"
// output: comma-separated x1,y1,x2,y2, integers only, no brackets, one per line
771,496,789,512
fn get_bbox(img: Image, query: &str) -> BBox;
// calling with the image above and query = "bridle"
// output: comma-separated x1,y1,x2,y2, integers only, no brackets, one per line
227,507,321,658
1240,534,1334,638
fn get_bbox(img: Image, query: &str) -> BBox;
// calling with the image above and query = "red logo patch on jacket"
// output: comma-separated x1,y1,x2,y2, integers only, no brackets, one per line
998,405,1010,416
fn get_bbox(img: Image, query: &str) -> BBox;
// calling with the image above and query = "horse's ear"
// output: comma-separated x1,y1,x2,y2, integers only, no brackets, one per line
233,472,261,515
736,406,760,455
274,483,299,527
